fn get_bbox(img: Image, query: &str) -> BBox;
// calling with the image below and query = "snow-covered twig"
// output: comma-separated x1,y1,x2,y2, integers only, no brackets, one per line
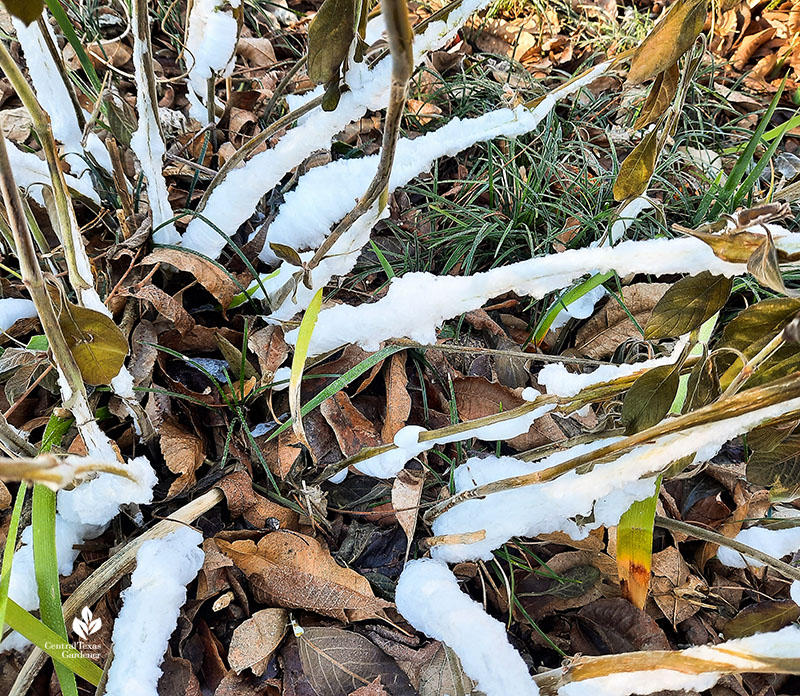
0,453,135,490
105,527,205,696
130,0,179,244
185,0,240,124
181,0,494,257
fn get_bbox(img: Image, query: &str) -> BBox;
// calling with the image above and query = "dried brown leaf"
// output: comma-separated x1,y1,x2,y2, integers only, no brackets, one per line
130,284,195,335
382,351,411,442
320,391,381,457
228,608,288,675
160,417,205,496
650,546,702,626
217,532,390,621
215,471,298,529
391,468,425,558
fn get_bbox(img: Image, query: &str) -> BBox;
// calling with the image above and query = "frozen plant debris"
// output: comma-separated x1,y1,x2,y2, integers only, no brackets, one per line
1,457,157,652
717,525,800,568
105,527,205,696
185,0,240,123
431,394,800,562
395,558,539,696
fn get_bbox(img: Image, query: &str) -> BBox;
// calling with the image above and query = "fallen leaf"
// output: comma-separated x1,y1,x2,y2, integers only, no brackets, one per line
320,391,381,457
351,677,391,696
382,351,411,442
571,598,670,654
574,283,670,359
237,37,277,68
248,325,288,384
297,627,414,696
215,471,298,529
391,468,425,558
722,600,800,639
160,416,205,496
217,532,390,621
419,644,476,696
143,247,239,310
650,545,702,626
129,284,195,335
228,608,287,675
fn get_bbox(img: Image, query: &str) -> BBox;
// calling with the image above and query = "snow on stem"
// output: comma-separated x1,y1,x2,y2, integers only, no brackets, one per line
396,558,540,696
104,527,204,696
427,385,800,562
184,0,240,124
180,0,495,257
717,525,800,569
286,227,800,357
130,0,180,245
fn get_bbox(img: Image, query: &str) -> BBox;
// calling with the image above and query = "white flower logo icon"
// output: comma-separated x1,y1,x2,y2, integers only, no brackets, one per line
72,606,101,640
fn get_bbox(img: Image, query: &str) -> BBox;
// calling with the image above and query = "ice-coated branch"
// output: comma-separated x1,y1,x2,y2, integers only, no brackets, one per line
286,227,800,356
105,527,205,696
184,0,240,124
180,0,495,257
131,0,180,244
396,558,539,696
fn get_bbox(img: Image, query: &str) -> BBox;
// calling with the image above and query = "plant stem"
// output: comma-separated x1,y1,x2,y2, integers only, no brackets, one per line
0,41,89,292
0,135,87,410
305,0,414,274
722,331,785,398
654,515,800,583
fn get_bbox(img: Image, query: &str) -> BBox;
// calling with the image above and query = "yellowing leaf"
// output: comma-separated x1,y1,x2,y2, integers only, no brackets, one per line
2,0,44,25
613,128,659,202
633,63,680,130
644,272,732,339
627,0,707,85
290,288,324,447
747,230,800,298
617,483,660,610
58,302,128,386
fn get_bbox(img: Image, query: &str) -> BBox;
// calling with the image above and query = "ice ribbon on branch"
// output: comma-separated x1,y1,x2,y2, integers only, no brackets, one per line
11,16,113,178
185,0,240,124
430,393,800,562
105,527,204,696
130,0,180,244
396,558,539,696
180,0,494,257
286,226,800,356
0,457,157,652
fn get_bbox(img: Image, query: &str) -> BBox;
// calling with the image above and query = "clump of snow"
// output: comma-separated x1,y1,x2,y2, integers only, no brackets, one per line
105,527,205,696
396,558,539,696
0,298,36,331
1,457,157,652
184,0,239,123
560,670,720,696
285,233,757,356
717,525,800,569
431,395,800,562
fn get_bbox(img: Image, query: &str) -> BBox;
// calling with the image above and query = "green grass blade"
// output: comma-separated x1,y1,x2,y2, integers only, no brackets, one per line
289,288,324,444
33,484,78,696
44,0,102,92
267,344,406,442
0,482,27,630
5,599,102,685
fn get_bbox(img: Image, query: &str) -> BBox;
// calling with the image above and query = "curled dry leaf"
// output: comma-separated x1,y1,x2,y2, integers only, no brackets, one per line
248,325,288,384
575,283,670,359
228,608,288,675
129,283,195,335
382,351,411,442
612,128,659,202
320,391,381,457
215,471,299,529
159,416,205,496
391,468,425,558
236,37,277,68
650,545,703,626
143,247,239,310
217,531,390,621
297,627,415,696
633,63,680,130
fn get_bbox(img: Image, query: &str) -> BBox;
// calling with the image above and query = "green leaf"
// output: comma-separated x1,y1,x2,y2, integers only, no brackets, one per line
645,272,732,339
5,600,103,685
621,363,681,434
747,230,800,298
633,63,680,130
1,0,44,25
747,435,800,501
307,0,357,86
613,128,659,202
0,483,27,631
26,335,49,351
58,301,128,386
627,0,707,85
